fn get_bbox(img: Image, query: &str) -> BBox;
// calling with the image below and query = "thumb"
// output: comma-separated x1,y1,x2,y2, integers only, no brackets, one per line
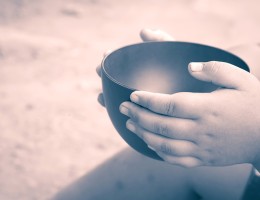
140,28,174,42
188,61,254,89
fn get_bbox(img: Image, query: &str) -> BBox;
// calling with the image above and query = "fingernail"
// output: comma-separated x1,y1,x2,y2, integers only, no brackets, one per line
119,104,129,115
144,28,158,33
126,120,135,132
189,62,203,72
151,28,160,33
130,93,139,103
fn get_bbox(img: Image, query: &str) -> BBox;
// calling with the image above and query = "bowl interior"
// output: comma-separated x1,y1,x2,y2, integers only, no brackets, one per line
103,42,248,93
102,41,249,160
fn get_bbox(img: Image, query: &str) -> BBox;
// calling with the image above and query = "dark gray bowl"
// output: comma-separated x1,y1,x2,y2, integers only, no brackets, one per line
101,41,249,160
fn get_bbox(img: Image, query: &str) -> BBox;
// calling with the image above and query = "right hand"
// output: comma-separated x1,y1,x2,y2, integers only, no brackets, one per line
96,28,174,107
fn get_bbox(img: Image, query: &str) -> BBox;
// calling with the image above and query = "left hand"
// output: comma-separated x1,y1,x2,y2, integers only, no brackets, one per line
120,61,260,168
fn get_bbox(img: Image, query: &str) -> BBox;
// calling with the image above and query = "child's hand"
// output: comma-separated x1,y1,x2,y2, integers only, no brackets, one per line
96,29,174,107
120,61,260,169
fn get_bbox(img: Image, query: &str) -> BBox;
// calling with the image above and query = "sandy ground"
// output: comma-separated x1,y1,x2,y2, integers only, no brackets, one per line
0,0,260,199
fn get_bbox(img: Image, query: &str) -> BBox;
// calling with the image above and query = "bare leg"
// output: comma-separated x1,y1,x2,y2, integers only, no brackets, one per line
53,148,198,200
189,164,252,200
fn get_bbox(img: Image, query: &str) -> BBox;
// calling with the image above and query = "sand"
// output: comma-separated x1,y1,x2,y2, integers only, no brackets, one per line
0,0,260,199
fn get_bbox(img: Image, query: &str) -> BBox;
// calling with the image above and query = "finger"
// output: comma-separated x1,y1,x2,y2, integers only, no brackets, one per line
130,91,208,119
126,119,198,157
140,28,174,42
103,49,112,57
188,61,255,90
156,152,203,168
97,50,113,77
120,101,197,141
96,65,101,77
97,93,105,107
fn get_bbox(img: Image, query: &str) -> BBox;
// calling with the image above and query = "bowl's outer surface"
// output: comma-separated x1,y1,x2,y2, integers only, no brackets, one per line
101,41,249,160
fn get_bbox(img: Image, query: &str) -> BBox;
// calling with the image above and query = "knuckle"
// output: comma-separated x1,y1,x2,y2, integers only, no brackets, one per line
153,122,169,136
209,107,220,118
202,150,217,166
160,142,172,154
198,133,215,147
207,61,221,73
164,100,175,116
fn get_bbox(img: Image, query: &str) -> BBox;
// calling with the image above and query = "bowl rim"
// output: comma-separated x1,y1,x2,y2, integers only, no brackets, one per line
101,41,249,91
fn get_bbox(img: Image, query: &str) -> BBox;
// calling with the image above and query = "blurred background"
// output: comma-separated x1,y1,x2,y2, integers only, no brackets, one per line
0,0,259,199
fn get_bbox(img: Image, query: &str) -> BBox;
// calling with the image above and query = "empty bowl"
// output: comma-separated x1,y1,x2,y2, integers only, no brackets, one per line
101,41,249,160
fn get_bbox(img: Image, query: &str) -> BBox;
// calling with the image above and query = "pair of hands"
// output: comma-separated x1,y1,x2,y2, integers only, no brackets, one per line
97,29,260,169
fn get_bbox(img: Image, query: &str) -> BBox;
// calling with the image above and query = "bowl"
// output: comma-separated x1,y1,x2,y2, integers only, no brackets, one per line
101,41,249,160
